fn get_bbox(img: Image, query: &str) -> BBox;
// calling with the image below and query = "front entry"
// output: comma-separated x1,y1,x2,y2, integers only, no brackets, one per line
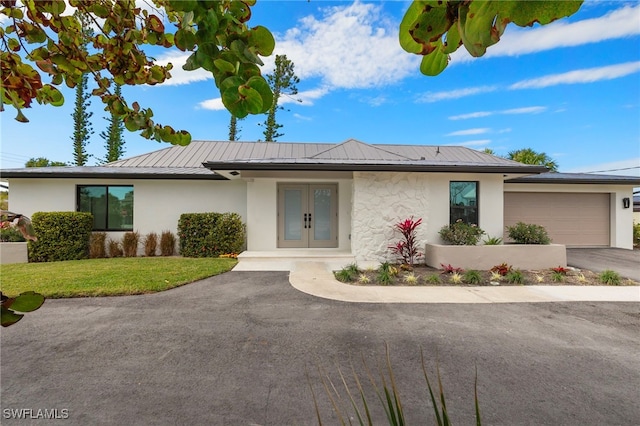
277,184,338,248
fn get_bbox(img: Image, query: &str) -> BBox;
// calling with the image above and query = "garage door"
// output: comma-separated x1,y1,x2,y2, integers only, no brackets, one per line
504,192,610,246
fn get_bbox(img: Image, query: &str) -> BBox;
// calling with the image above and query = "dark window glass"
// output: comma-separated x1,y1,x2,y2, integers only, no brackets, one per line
450,181,478,225
77,185,134,231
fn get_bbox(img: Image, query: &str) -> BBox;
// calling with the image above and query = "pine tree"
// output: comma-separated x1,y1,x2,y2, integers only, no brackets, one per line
261,55,300,142
71,11,94,166
228,115,243,141
71,73,93,166
101,83,126,163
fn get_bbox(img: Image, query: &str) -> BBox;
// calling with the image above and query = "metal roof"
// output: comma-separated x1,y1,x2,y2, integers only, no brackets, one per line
1,139,549,178
0,166,224,180
200,139,549,174
506,172,640,185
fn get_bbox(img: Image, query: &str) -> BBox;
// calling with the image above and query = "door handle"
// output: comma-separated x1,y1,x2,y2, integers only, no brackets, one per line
308,213,312,228
303,213,308,229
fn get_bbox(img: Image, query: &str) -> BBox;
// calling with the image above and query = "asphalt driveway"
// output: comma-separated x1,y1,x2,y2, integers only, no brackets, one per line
567,247,640,281
1,271,639,425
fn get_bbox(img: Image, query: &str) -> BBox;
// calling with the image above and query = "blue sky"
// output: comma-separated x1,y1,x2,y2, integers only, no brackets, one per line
1,0,639,176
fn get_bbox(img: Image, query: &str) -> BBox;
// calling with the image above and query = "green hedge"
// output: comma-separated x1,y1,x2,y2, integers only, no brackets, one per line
28,212,93,262
178,212,245,257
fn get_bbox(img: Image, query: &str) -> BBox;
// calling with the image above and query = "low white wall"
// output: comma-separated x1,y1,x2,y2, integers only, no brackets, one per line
351,172,505,263
425,243,567,270
0,242,28,264
505,183,635,249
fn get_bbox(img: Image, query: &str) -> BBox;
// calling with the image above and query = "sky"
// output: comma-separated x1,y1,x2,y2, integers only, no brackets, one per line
1,0,639,177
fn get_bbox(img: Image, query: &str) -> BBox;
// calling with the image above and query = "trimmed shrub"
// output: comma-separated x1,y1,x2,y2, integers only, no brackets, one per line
122,231,139,257
144,232,158,257
213,212,246,255
178,212,245,258
634,222,640,247
160,230,176,256
28,212,93,262
90,232,107,258
506,222,551,245
439,220,485,245
107,238,123,257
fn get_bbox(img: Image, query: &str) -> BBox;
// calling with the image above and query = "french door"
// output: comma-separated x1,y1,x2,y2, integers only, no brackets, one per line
277,184,338,248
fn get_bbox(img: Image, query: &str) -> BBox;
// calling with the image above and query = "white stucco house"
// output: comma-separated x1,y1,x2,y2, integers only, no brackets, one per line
2,139,638,262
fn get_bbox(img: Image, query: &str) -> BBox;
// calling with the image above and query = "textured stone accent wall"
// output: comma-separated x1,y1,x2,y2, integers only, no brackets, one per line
351,172,431,262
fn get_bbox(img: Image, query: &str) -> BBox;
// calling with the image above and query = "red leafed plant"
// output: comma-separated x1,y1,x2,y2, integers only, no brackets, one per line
551,266,569,275
388,216,423,267
490,263,512,276
440,263,464,274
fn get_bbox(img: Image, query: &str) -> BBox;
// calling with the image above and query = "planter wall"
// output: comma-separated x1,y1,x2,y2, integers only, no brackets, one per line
0,242,29,264
425,243,567,270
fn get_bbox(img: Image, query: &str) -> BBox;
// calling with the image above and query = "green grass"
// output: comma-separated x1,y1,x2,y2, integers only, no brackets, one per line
0,257,237,298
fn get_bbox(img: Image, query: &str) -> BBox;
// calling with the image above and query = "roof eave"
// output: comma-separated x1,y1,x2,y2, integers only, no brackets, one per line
203,161,548,174
507,177,640,185
0,171,227,180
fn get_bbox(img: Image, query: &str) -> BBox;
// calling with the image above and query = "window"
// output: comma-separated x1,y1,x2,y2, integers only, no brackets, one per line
450,181,478,225
77,185,134,231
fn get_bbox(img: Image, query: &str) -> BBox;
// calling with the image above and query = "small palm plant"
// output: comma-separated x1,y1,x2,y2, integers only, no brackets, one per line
309,344,482,425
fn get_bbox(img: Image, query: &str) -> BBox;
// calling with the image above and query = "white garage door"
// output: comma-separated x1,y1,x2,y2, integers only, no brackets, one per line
504,192,610,246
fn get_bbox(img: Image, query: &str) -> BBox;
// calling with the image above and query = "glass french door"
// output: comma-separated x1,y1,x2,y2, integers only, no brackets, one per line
277,184,338,248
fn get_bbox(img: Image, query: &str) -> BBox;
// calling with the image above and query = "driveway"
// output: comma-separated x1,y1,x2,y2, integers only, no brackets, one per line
567,247,640,281
1,271,639,425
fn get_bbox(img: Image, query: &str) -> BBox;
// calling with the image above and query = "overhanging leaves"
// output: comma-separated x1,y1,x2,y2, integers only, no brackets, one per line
1,0,276,145
399,0,584,76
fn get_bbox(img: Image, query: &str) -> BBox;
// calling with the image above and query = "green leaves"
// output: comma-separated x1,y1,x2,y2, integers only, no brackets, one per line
2,0,274,146
399,0,583,76
1,291,45,327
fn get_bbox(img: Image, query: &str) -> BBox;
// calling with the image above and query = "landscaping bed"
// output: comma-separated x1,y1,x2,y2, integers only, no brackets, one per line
335,263,639,287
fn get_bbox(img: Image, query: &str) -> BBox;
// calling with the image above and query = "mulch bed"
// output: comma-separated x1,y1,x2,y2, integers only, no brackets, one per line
344,265,639,287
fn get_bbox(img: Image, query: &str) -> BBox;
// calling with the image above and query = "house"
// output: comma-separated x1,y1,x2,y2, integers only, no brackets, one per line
2,139,638,263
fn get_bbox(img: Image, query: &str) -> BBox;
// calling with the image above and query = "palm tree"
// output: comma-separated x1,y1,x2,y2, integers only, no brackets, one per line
507,148,558,171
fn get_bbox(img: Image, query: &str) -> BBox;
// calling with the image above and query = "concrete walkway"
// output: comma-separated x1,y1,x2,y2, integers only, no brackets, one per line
282,261,640,304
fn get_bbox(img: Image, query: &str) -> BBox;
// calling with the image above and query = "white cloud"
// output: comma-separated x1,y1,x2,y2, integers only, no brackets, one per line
293,113,312,121
417,86,497,103
197,86,329,111
451,3,640,64
449,111,493,121
502,106,547,115
156,52,212,86
445,128,491,137
449,106,547,120
281,87,330,106
509,62,640,89
197,98,225,111
274,1,419,89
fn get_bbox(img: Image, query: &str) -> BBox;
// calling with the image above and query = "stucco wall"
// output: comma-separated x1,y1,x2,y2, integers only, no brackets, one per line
505,183,635,249
351,172,505,263
6,178,248,252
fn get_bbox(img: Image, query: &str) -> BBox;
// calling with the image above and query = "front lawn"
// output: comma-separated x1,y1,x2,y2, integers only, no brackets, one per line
0,257,237,298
